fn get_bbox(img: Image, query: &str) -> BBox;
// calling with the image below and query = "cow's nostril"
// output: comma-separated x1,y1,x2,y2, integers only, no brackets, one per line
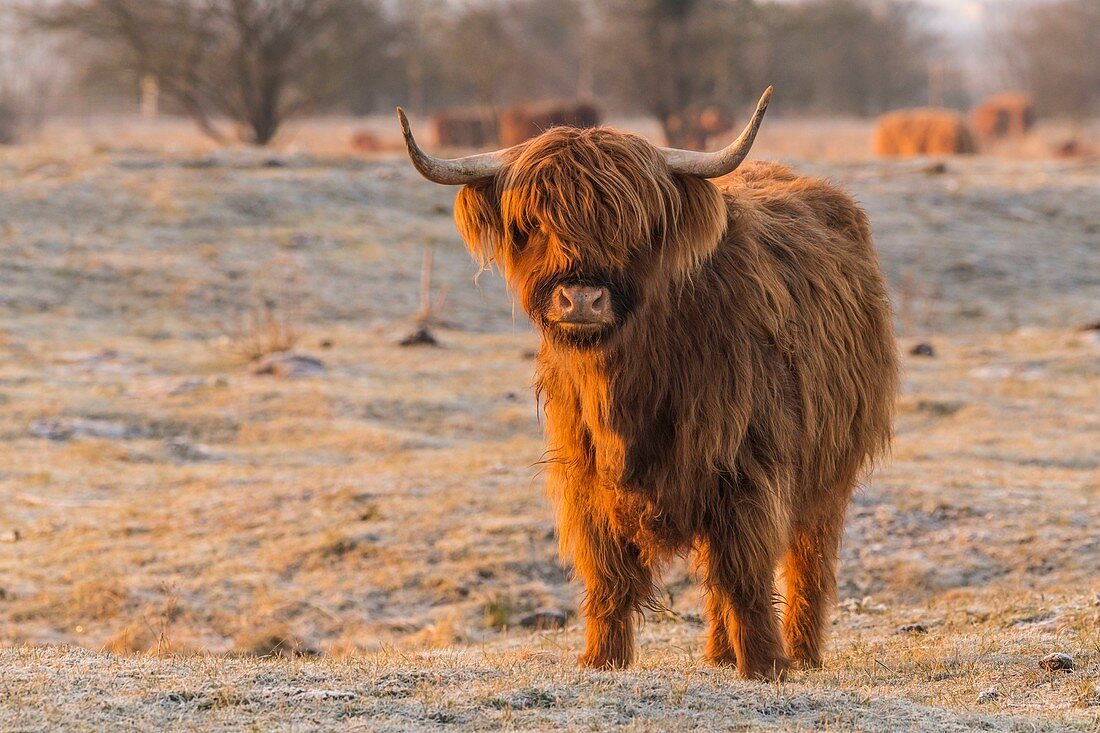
553,284,612,324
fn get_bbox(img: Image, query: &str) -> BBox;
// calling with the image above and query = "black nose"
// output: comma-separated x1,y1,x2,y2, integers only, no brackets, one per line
553,285,611,324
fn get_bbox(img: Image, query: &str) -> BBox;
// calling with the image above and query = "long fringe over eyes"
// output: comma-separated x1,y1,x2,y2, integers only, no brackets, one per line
455,127,727,282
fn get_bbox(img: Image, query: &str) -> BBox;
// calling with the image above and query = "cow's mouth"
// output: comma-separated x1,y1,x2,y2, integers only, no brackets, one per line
549,320,616,348
556,321,606,333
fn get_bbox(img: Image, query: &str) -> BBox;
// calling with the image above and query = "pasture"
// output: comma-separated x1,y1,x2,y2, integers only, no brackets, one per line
0,117,1098,731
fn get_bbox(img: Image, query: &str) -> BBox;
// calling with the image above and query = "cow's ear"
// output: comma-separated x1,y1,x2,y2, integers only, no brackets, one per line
663,175,727,277
454,180,503,269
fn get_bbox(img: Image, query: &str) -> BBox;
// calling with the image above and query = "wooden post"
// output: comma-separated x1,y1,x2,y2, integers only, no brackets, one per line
417,244,434,324
141,74,159,119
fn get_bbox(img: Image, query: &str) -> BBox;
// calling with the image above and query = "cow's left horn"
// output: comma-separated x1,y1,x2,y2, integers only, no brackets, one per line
397,108,508,185
661,87,773,179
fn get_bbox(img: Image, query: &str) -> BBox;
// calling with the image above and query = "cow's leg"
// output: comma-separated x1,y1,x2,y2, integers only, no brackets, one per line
699,494,790,680
702,584,737,667
570,521,652,670
782,495,848,668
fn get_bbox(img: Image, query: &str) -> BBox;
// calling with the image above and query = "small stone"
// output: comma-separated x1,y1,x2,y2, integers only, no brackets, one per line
251,352,326,378
168,377,207,395
976,688,1000,703
29,419,74,441
519,609,568,631
165,437,214,462
679,612,705,626
1038,652,1075,672
898,623,928,635
1,529,20,543
909,342,936,357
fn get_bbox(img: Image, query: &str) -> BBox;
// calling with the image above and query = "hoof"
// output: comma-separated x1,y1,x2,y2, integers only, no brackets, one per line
704,651,739,668
746,657,791,682
578,651,631,670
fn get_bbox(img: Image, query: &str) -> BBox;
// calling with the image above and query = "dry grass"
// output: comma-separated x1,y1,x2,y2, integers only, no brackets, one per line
2,643,1095,732
0,118,1097,731
209,300,302,363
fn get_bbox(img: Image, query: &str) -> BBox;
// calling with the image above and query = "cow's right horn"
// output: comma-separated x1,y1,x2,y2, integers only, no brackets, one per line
397,108,508,185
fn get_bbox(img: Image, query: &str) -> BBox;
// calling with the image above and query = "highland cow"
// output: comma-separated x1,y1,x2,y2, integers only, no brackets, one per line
664,105,735,149
430,108,498,149
498,101,600,147
398,88,898,680
873,108,977,156
972,93,1035,141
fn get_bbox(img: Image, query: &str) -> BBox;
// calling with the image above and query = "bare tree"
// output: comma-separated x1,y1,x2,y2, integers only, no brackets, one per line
758,0,935,116
993,0,1100,121
36,0,382,145
592,0,760,146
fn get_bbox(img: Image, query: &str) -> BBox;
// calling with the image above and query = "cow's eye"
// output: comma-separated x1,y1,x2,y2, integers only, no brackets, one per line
509,221,530,250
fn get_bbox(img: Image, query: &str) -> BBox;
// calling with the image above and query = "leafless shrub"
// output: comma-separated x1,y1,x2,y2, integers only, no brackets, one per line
205,255,310,362
151,583,179,656
211,298,301,363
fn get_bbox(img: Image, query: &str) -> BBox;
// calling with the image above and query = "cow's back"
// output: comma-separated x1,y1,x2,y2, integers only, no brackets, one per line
715,162,898,496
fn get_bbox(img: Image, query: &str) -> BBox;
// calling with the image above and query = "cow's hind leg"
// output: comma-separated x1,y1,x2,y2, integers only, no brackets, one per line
782,487,849,668
702,587,737,667
699,493,790,680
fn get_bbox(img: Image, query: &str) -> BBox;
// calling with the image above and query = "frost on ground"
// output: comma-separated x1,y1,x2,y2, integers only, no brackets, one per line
1,645,1086,732
0,120,1097,731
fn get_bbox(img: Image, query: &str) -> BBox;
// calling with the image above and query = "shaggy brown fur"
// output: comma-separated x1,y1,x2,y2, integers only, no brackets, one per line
451,127,898,679
972,93,1035,141
497,102,601,147
873,109,977,156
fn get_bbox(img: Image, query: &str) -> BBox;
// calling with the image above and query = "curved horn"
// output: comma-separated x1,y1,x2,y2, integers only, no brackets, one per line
397,107,508,185
661,87,773,178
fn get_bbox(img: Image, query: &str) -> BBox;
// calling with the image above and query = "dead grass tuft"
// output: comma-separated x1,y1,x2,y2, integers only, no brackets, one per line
211,299,301,363
233,623,320,658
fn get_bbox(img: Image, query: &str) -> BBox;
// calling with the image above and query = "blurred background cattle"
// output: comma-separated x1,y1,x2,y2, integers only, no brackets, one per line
662,107,735,150
430,108,499,149
873,109,977,156
497,102,600,146
0,0,1095,156
972,93,1036,142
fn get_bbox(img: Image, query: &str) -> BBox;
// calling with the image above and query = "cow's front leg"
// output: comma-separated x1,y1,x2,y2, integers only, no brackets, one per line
561,500,652,669
577,537,651,669
697,476,791,680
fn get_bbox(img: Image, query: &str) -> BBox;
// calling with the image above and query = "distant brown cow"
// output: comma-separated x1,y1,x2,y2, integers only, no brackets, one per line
873,109,977,156
350,131,382,152
664,106,734,149
430,108,498,149
398,88,898,679
498,102,600,147
972,93,1035,141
